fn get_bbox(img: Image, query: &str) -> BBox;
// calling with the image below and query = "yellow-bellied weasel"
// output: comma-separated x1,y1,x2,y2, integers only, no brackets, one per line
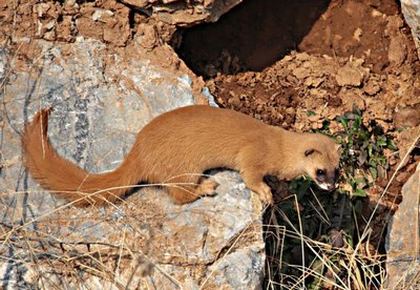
22,105,340,206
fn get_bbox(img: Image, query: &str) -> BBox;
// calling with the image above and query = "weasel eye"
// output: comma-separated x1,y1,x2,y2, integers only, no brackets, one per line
316,169,326,177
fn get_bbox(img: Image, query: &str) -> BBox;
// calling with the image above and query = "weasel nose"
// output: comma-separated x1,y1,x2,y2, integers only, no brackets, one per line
327,183,337,191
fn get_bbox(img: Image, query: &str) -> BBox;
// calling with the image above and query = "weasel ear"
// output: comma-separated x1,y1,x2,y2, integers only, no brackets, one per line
304,149,315,157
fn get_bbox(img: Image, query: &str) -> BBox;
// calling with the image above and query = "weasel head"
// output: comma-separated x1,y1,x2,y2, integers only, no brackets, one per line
301,134,341,191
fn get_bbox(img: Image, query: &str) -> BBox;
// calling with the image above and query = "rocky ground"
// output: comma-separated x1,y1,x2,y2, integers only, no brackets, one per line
0,0,419,288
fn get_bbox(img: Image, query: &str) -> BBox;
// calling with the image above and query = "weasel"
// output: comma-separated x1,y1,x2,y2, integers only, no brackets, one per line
22,105,340,206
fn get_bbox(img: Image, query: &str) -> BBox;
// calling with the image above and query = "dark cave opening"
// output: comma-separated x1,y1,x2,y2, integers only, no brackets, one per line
174,0,331,79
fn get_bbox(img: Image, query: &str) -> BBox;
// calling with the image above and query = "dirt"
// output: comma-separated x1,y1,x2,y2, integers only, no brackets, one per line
0,0,132,46
197,0,419,133
299,0,400,72
209,50,418,132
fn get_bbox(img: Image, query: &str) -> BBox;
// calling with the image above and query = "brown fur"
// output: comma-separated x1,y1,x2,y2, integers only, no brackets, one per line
22,105,340,206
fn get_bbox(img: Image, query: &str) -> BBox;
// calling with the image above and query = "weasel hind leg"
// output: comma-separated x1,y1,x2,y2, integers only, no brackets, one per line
166,176,219,204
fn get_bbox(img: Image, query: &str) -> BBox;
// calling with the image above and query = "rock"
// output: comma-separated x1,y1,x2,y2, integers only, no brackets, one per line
204,245,264,289
76,3,131,46
401,0,420,59
393,104,420,128
335,62,365,87
395,126,420,168
0,38,265,288
135,23,159,50
120,0,243,26
0,171,264,289
292,67,310,80
363,79,381,96
388,35,408,66
385,162,420,288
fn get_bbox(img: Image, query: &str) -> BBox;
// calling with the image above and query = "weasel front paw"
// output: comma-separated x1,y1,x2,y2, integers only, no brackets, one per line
255,183,273,205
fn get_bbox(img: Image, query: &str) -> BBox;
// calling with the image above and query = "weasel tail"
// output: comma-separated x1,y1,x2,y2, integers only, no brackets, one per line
22,108,139,206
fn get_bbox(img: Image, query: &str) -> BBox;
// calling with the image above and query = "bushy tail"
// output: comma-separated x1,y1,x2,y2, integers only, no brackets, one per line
22,108,138,206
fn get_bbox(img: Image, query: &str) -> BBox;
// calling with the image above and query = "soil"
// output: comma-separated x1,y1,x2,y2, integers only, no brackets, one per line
0,0,132,46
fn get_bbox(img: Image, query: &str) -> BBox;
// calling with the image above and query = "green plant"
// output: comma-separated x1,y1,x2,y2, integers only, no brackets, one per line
335,108,396,197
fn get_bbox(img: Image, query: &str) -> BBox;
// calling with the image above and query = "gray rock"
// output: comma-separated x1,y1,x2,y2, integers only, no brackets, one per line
204,246,264,289
0,49,6,80
385,162,420,289
0,38,265,289
401,0,420,58
201,87,219,107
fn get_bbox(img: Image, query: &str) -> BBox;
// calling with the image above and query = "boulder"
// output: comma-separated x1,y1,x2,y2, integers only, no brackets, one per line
385,162,420,288
0,38,265,289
